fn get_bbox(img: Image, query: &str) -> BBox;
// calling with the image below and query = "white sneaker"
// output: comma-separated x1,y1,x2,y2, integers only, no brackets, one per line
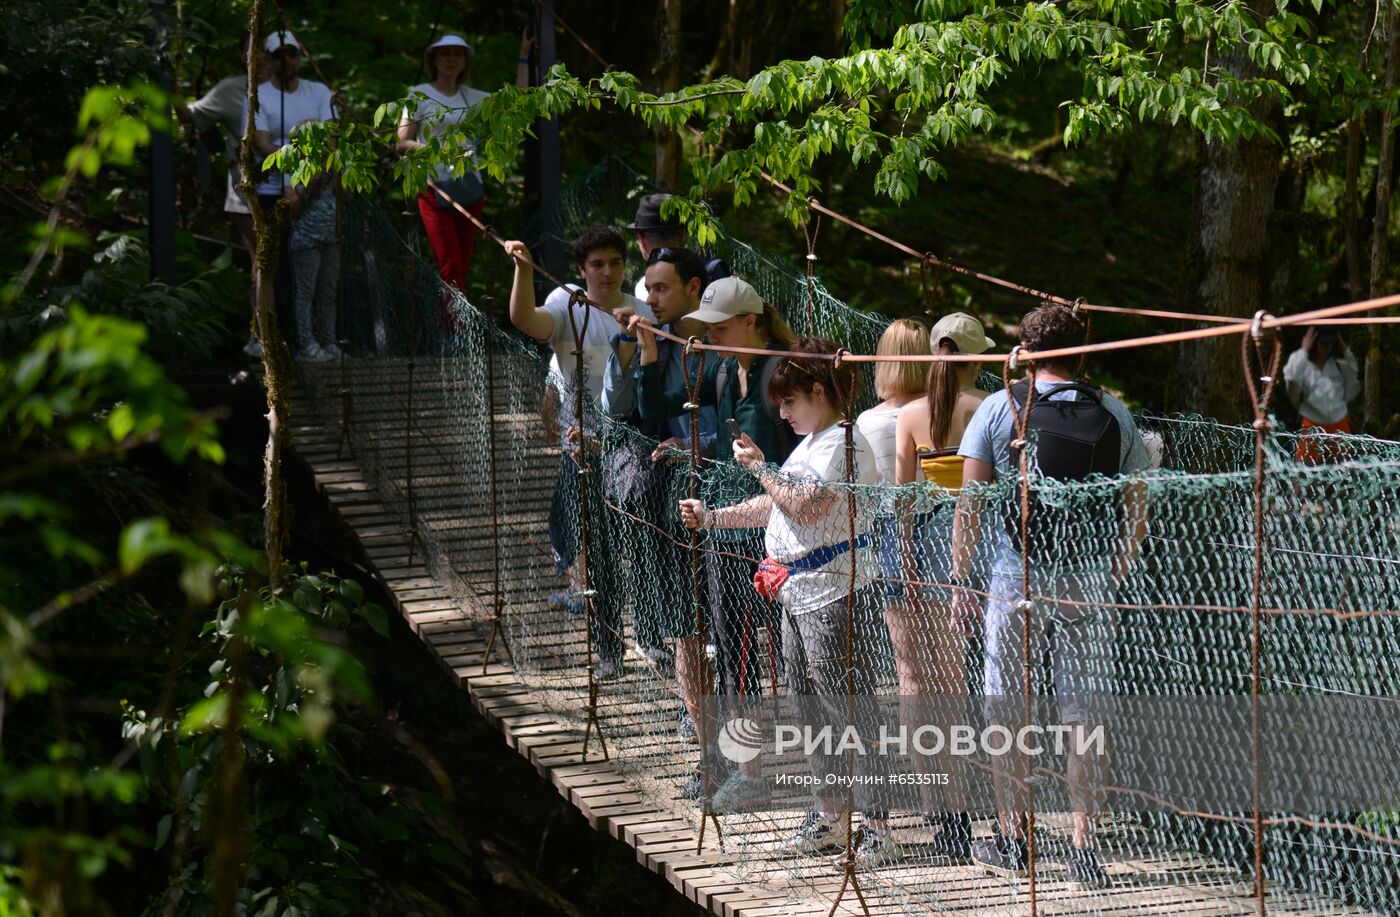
854,826,902,868
243,337,263,358
786,811,851,854
319,342,342,360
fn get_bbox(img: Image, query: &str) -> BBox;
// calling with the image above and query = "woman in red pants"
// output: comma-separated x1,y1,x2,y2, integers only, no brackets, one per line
397,34,489,325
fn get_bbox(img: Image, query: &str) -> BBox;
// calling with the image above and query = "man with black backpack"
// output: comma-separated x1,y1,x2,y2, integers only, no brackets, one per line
948,303,1150,888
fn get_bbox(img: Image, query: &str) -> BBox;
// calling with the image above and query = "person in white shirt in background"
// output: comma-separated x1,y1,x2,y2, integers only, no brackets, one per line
679,337,901,867
504,227,652,680
178,34,270,356
247,29,337,358
1283,326,1361,465
397,34,491,321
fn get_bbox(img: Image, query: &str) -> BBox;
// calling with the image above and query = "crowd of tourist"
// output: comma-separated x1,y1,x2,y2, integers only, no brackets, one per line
181,29,1362,884
493,194,1167,884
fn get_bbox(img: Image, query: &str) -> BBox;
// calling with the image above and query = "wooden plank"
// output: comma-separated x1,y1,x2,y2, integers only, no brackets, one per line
296,408,1374,917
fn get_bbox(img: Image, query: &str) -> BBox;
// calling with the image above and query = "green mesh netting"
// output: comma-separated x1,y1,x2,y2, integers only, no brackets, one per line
291,175,1400,917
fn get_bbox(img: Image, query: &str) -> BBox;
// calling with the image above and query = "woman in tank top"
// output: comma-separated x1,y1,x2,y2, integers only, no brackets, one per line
888,311,994,856
854,319,930,669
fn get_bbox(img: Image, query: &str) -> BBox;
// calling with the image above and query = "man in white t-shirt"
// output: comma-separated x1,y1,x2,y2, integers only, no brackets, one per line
504,226,652,680
245,29,337,353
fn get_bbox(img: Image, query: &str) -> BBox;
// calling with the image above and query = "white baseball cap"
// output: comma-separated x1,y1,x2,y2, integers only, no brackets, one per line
929,311,995,354
427,34,475,54
687,276,764,324
264,29,301,54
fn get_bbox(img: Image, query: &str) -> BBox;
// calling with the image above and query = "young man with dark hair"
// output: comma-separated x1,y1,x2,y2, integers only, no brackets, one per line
505,226,653,680
602,247,718,754
949,303,1150,887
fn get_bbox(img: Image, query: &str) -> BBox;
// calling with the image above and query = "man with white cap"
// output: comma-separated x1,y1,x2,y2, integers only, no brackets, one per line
245,29,337,357
249,30,336,213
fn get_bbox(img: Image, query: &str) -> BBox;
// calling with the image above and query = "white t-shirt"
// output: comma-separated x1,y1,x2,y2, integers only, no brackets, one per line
1283,347,1360,425
407,82,490,182
249,79,337,195
187,74,251,214
541,285,651,431
854,404,900,484
764,422,879,614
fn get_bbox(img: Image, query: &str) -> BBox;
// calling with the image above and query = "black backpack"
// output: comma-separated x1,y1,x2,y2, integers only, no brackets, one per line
1002,380,1121,561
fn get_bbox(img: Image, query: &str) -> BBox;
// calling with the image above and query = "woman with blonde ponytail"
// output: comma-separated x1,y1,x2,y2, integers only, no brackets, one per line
888,311,995,859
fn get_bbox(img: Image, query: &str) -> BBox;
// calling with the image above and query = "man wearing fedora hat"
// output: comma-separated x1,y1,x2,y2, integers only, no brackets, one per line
626,193,730,300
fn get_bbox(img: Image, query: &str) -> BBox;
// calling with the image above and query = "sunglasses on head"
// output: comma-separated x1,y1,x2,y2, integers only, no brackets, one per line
646,246,679,264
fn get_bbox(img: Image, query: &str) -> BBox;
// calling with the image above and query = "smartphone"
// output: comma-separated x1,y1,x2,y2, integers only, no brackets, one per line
725,418,744,440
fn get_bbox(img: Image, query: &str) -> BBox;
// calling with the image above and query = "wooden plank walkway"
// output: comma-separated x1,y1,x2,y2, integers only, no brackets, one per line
286,359,1372,917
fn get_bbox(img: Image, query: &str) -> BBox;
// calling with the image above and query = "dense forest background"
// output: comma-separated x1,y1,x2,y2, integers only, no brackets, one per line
2,0,1398,913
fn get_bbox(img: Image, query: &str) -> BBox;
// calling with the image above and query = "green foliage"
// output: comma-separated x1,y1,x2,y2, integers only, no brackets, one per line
1,72,399,913
0,307,392,911
275,0,1379,245
4,233,243,364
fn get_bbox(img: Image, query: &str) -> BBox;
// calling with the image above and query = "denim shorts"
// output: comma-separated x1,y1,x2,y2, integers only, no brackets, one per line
875,510,954,599
982,569,1116,724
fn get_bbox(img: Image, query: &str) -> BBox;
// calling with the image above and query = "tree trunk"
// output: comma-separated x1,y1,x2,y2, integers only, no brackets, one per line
238,0,291,587
652,0,682,188
1344,117,1364,300
1366,4,1399,432
1173,53,1282,425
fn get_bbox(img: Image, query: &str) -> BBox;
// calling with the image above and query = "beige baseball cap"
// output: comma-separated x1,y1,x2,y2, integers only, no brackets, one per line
929,311,995,354
687,276,763,324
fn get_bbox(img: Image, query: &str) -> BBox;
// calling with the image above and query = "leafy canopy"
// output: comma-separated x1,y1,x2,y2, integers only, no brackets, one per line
273,0,1366,237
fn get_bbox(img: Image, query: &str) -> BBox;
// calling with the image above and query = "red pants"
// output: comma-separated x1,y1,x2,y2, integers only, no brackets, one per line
1296,415,1351,465
418,191,484,327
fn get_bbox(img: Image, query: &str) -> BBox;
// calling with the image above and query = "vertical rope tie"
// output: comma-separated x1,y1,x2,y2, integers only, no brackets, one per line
335,180,352,458
1073,298,1092,378
802,212,822,329
683,335,722,854
481,288,513,674
565,287,608,762
920,253,945,326
1002,355,1039,915
404,227,421,566
1241,310,1280,917
828,361,870,917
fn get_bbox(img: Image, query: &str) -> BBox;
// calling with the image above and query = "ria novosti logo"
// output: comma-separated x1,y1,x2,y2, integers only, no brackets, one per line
717,717,765,763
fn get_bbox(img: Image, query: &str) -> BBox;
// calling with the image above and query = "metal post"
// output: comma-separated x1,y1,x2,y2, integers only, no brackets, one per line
481,294,512,673
524,0,565,280
148,0,177,282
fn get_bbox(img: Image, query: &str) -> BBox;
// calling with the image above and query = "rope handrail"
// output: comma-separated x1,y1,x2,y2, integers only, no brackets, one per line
427,178,1400,367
